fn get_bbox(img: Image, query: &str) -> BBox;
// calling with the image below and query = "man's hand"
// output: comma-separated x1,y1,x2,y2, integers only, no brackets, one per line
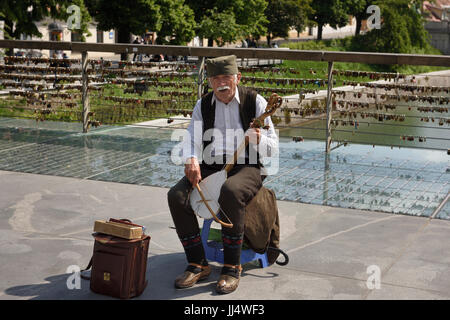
246,121,261,145
185,157,201,186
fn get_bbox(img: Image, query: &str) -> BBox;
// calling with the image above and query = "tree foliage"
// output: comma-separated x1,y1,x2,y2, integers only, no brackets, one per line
86,0,161,60
197,8,241,47
0,0,91,40
308,0,349,40
0,0,435,57
186,0,268,46
344,0,370,35
264,0,313,46
87,0,196,46
351,0,430,54
87,0,161,40
152,0,196,45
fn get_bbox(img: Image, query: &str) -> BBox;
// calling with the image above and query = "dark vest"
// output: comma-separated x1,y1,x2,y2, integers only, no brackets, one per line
200,86,261,166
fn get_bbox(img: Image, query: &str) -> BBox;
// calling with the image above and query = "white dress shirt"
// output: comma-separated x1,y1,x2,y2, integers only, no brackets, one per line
181,86,278,168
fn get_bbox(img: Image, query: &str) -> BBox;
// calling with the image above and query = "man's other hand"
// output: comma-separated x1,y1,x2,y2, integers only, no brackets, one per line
185,157,201,186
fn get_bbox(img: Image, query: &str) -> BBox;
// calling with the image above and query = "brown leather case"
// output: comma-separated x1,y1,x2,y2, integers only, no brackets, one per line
89,232,150,299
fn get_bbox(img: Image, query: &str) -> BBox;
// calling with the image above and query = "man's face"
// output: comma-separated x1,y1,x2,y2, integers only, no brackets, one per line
209,73,241,104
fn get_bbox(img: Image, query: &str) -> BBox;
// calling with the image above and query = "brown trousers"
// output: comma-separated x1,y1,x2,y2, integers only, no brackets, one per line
167,163,262,255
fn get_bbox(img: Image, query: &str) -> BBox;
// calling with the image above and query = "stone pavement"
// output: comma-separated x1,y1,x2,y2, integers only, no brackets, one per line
1,169,449,300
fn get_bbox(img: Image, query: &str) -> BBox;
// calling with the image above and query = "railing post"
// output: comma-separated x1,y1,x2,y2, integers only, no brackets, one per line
395,71,400,99
374,87,378,109
325,61,334,153
323,153,330,204
81,51,90,133
197,57,206,99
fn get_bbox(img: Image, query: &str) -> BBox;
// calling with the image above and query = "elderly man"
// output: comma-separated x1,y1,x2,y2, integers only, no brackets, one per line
167,55,278,294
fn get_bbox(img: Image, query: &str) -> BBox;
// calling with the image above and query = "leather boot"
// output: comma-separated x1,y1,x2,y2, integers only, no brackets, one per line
216,264,242,294
175,263,211,289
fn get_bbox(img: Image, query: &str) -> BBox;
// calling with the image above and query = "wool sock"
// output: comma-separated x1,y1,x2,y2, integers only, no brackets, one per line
179,232,207,265
222,231,244,267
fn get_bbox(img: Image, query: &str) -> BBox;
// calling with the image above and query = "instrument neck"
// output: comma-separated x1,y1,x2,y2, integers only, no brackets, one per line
223,134,250,173
223,112,270,173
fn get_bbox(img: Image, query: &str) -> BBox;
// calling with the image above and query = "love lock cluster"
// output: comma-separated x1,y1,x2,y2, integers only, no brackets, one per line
331,119,360,128
239,66,306,75
4,56,80,65
87,120,101,128
333,100,371,109
336,111,406,122
417,106,448,113
419,117,450,125
333,69,406,81
0,64,86,75
241,76,335,88
364,82,449,94
89,59,195,71
282,107,324,118
157,90,196,98
123,80,196,89
400,135,427,142
0,55,201,128
34,108,53,122
103,95,171,105
244,85,317,96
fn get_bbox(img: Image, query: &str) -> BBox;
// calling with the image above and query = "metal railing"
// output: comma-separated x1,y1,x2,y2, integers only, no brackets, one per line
1,39,449,153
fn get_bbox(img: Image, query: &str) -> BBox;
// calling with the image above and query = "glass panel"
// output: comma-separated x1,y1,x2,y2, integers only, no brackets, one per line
1,118,448,220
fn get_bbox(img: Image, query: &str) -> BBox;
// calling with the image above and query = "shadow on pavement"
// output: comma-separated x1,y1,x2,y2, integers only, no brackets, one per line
4,252,280,300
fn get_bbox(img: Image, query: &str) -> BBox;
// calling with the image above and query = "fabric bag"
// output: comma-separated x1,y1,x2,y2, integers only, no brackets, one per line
244,187,288,265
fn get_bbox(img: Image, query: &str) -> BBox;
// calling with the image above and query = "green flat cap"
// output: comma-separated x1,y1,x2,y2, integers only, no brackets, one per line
206,55,238,77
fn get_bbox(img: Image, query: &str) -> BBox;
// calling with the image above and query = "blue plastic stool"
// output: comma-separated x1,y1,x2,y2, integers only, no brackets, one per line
200,219,269,268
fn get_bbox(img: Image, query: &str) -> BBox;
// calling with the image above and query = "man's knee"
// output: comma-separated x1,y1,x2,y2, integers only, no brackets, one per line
219,180,242,204
167,185,187,208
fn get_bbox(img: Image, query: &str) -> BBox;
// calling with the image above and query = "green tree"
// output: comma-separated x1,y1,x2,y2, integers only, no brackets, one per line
197,8,241,47
347,0,432,38
186,0,268,47
308,0,349,40
62,0,92,41
345,0,370,35
154,0,196,45
86,0,161,59
232,0,268,40
87,0,197,58
264,0,313,46
352,0,430,54
0,0,91,40
292,1,314,37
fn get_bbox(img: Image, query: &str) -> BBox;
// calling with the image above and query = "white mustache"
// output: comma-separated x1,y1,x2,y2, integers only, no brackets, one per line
217,85,231,91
